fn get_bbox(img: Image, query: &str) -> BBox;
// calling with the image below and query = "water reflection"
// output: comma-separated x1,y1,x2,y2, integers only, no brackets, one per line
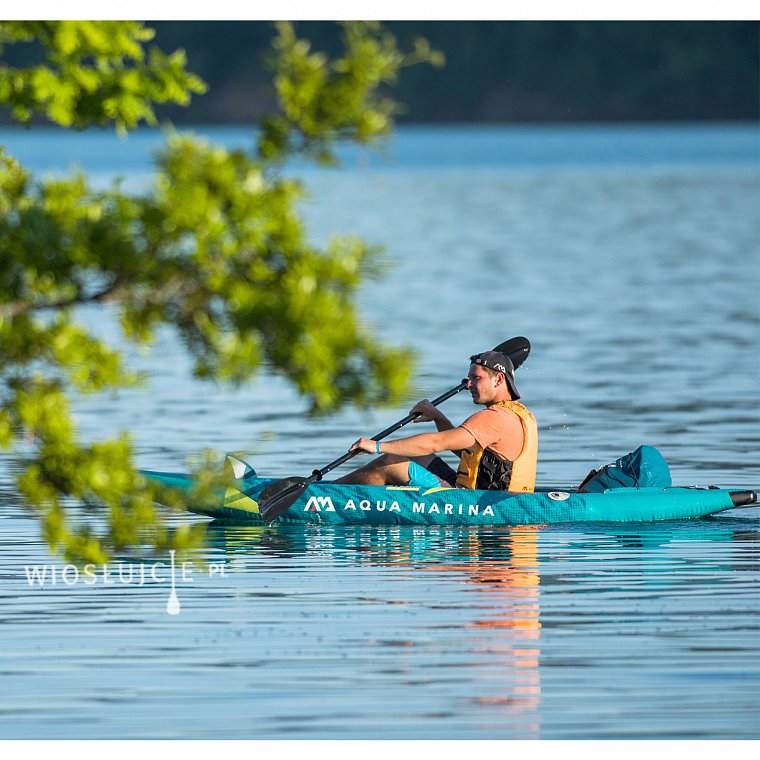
206,520,754,568
431,529,542,737
209,525,544,736
203,520,758,738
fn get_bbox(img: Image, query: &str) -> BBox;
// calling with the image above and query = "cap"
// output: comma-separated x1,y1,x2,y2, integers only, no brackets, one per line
469,351,521,399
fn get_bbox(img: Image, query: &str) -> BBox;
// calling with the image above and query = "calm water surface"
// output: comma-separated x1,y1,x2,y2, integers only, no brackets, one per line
0,124,758,740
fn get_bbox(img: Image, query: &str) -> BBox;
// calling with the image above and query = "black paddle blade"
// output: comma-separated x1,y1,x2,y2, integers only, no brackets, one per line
258,477,310,521
493,336,531,369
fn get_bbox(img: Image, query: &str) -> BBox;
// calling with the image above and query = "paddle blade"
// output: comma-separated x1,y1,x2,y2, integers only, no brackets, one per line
493,336,531,369
258,477,310,520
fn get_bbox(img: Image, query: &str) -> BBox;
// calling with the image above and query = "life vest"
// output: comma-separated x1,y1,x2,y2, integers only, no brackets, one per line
455,400,538,492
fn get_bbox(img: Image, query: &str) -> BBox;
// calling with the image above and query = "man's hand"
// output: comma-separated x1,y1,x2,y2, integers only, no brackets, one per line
349,437,377,455
410,399,443,423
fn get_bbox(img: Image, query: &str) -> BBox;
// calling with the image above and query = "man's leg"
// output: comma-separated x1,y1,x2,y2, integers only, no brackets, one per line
336,454,438,485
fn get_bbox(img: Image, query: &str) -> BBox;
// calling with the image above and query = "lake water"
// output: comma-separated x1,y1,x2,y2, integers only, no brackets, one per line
0,124,758,741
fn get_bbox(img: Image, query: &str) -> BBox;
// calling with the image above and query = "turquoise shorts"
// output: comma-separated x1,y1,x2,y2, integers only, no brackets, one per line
407,458,457,489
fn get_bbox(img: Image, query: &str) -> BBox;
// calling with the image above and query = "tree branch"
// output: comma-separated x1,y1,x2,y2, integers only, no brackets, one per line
0,280,127,319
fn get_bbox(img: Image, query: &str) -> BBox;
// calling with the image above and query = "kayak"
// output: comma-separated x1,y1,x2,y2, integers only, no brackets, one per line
140,461,757,526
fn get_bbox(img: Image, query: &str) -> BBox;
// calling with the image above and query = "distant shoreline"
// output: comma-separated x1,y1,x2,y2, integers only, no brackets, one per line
2,21,757,126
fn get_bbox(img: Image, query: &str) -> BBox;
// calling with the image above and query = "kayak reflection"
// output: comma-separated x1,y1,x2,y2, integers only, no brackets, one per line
424,529,542,735
202,520,755,738
207,523,545,735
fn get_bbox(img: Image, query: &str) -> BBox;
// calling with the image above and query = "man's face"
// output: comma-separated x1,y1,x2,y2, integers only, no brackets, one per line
467,364,500,404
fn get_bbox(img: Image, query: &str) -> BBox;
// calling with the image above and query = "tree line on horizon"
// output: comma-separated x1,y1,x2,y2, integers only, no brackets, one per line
144,20,758,124
2,21,756,127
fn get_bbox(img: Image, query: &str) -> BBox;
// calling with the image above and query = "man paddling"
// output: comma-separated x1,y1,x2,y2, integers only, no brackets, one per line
338,351,538,492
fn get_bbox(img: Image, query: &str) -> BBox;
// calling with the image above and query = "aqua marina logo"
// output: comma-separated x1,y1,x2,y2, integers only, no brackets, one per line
23,550,227,615
305,495,336,511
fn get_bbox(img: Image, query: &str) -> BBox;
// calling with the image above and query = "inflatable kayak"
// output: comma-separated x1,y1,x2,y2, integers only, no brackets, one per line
140,458,757,526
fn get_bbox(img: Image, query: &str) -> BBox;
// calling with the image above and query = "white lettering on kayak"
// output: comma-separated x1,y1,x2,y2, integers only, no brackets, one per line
303,496,500,517
304,495,336,512
314,498,404,513
408,502,494,517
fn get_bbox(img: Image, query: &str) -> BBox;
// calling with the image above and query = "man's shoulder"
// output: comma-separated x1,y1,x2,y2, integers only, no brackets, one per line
462,404,520,427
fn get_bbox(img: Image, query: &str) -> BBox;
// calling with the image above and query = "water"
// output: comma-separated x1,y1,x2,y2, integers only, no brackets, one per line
0,124,758,740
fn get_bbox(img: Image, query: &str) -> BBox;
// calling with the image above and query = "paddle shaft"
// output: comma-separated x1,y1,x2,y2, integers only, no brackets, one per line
313,337,530,482
308,380,468,482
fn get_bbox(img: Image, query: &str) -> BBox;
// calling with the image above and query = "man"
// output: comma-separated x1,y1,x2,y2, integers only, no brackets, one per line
337,351,538,492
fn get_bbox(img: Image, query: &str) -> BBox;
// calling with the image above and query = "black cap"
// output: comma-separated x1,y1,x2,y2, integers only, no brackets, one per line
469,351,521,399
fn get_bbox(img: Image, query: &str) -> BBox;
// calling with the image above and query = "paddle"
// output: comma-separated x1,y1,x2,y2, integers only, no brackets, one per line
258,336,531,521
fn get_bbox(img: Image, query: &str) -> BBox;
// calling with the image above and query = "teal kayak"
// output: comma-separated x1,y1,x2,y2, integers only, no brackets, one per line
140,463,756,526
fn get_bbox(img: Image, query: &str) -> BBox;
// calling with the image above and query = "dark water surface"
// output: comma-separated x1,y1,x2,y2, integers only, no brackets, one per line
0,124,758,740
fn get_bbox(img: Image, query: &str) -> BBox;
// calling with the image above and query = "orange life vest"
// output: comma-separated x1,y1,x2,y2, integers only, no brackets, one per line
455,400,538,492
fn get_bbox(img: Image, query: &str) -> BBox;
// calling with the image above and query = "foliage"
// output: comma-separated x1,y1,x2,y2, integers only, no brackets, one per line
0,21,437,563
0,21,206,132
259,21,442,164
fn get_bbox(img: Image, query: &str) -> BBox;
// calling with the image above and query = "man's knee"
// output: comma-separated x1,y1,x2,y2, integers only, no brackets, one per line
373,454,412,485
376,453,407,467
